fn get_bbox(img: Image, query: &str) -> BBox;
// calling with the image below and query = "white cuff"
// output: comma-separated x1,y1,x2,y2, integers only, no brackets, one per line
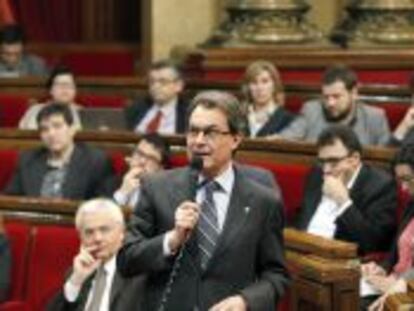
163,232,174,257
63,278,81,302
113,190,129,206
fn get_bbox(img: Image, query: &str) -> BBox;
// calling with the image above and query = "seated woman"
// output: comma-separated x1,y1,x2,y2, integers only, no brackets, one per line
361,144,414,310
0,213,10,303
241,60,295,137
19,65,82,130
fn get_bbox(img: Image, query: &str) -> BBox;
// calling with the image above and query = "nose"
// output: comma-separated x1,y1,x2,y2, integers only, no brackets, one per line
322,163,333,175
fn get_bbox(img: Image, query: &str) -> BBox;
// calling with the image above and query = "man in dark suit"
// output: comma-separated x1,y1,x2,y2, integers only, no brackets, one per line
102,133,171,209
124,59,188,134
0,213,10,303
117,90,289,310
293,125,397,254
4,103,112,200
47,198,144,311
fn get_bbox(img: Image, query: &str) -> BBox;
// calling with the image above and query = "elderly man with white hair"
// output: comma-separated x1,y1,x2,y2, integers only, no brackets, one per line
47,198,144,311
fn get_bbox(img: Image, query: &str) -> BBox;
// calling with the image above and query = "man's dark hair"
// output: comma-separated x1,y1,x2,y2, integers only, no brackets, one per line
36,103,74,126
393,144,414,171
317,125,362,154
140,133,171,168
150,59,183,81
322,64,358,91
46,65,75,90
0,24,25,44
187,90,246,135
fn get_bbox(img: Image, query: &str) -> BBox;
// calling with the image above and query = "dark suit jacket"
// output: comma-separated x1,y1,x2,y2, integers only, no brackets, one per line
293,165,397,254
0,234,10,302
124,96,188,133
117,165,290,311
46,270,145,311
100,163,282,203
250,107,295,137
381,200,414,273
4,143,113,200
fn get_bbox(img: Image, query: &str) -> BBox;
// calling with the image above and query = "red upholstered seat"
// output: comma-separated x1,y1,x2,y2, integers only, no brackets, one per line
0,95,30,128
108,151,128,176
4,222,31,301
61,53,135,76
24,225,79,311
0,301,30,311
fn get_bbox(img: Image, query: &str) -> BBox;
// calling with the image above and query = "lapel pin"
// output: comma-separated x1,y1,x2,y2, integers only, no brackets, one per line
244,206,250,214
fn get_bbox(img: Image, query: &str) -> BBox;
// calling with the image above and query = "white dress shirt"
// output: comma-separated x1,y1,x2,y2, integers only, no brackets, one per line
64,256,117,311
135,98,177,134
307,165,362,239
163,163,235,255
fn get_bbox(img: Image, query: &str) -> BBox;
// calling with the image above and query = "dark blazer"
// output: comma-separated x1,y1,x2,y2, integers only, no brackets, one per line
249,107,295,137
4,143,113,200
124,96,188,133
46,271,145,311
0,234,10,302
293,165,398,254
117,166,290,311
381,200,414,273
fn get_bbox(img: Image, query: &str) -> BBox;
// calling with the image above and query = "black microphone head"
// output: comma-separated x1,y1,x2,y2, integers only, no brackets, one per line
190,156,203,172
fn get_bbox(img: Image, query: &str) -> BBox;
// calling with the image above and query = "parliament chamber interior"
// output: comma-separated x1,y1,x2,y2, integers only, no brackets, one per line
1,1,414,310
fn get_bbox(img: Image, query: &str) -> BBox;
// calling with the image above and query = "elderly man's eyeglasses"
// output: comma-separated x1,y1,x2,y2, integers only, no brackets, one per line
187,126,231,141
396,174,414,184
316,154,351,167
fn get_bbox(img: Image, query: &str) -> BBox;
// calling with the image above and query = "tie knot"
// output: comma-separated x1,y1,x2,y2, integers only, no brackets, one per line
204,180,221,194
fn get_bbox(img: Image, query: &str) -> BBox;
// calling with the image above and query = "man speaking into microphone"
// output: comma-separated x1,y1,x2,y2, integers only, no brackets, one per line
117,90,289,311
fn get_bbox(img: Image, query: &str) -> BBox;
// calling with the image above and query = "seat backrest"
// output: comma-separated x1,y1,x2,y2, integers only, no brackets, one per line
77,94,127,108
0,150,19,191
0,95,30,127
4,221,31,300
25,225,79,311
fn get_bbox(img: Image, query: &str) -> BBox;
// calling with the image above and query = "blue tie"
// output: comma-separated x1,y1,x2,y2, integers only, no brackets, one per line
197,181,220,270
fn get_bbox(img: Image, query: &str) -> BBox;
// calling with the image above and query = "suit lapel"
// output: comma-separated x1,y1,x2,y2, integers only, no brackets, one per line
349,165,368,204
108,272,124,308
28,149,49,195
62,145,83,198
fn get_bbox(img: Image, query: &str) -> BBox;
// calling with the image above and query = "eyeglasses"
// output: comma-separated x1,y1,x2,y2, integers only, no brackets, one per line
127,148,161,165
187,126,231,142
316,154,350,167
148,77,178,86
396,174,414,183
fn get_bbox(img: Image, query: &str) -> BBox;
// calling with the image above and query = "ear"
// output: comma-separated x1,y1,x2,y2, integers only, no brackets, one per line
350,86,358,101
231,134,243,152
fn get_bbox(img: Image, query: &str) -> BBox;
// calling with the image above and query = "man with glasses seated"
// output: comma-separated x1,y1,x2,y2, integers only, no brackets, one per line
293,125,397,254
124,59,188,134
101,133,170,209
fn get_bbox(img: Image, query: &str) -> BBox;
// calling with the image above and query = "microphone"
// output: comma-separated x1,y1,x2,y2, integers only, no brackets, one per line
189,156,203,201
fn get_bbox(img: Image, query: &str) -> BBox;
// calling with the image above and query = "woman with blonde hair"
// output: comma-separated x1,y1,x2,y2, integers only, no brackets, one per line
242,60,295,137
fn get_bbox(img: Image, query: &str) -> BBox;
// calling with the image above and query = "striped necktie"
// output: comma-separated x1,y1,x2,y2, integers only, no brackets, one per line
197,181,220,270
87,266,107,311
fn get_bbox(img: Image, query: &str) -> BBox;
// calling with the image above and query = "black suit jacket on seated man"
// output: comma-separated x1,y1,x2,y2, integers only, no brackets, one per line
47,270,145,311
4,143,112,200
117,165,290,311
293,164,397,254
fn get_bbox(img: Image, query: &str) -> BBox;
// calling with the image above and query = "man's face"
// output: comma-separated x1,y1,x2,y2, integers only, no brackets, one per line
248,69,275,107
148,67,183,105
128,140,163,175
395,164,414,196
80,211,125,261
317,139,360,184
322,81,357,122
186,105,241,178
50,74,76,104
39,114,75,154
0,43,23,69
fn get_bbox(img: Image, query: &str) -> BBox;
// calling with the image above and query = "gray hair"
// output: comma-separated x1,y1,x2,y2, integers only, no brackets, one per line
75,198,125,231
187,90,246,135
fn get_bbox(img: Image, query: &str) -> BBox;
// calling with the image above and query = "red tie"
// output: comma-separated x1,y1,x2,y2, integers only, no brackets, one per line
145,110,163,133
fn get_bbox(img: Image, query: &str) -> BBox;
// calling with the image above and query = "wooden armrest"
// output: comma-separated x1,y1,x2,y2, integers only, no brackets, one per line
385,292,414,311
284,228,358,259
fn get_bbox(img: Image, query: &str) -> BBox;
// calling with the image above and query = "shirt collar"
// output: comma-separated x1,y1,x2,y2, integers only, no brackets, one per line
347,164,362,189
199,162,235,194
102,254,117,275
156,98,177,115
